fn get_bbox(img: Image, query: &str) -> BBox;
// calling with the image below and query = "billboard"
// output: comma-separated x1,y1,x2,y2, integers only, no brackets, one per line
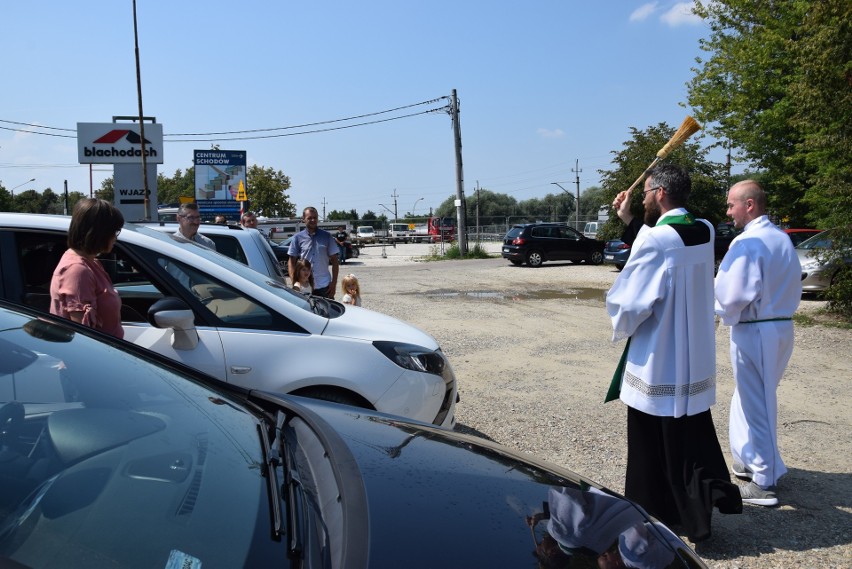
194,150,247,220
77,122,164,164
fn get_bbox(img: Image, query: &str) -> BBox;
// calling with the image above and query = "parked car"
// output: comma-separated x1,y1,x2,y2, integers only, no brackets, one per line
0,300,706,569
144,222,287,281
355,225,376,244
783,228,822,247
796,230,852,292
582,221,600,239
714,222,742,273
0,213,457,428
502,223,604,267
603,239,631,271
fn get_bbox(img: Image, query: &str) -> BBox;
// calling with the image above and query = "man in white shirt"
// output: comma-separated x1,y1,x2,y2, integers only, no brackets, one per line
606,163,741,542
715,180,802,507
174,203,216,251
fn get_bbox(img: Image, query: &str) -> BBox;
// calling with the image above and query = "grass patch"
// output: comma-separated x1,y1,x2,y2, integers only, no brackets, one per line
794,309,852,329
419,242,495,261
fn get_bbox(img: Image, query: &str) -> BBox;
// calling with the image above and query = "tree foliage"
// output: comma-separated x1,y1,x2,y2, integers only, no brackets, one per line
157,168,195,205
326,209,359,221
596,122,726,241
245,164,294,218
688,0,851,316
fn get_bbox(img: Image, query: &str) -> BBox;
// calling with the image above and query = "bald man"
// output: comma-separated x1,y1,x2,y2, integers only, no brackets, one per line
714,180,802,507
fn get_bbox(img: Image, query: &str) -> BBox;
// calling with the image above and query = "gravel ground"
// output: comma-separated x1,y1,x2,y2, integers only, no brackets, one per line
340,242,852,569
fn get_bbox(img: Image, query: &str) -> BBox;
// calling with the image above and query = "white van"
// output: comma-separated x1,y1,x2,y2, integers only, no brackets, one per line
583,221,600,239
356,226,376,243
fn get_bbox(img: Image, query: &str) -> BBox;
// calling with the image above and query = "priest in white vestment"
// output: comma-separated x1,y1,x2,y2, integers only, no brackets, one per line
607,163,741,542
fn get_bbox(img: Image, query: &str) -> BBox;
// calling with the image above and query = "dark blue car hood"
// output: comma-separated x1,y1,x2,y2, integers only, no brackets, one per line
293,398,704,569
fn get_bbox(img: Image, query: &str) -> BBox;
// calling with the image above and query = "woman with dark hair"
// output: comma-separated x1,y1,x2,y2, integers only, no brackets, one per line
50,198,125,338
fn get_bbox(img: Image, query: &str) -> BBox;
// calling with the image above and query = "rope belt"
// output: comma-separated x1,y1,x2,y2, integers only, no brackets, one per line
738,317,793,324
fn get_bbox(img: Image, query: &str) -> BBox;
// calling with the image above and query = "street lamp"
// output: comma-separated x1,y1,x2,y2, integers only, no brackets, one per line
378,203,395,222
10,178,36,196
411,197,424,216
551,182,579,229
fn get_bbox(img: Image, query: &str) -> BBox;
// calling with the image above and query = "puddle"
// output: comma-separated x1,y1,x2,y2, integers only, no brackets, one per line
415,288,607,302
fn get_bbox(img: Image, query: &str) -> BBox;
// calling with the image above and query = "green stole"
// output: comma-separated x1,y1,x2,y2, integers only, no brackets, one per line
605,212,696,403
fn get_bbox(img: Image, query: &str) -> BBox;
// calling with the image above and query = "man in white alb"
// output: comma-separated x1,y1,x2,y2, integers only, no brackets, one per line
715,180,802,507
606,163,741,542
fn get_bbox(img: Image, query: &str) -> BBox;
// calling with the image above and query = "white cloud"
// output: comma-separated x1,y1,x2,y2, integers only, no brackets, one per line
537,128,565,139
629,2,659,22
660,2,702,26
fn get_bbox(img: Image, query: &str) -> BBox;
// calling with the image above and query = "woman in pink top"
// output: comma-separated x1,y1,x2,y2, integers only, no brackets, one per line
50,198,125,338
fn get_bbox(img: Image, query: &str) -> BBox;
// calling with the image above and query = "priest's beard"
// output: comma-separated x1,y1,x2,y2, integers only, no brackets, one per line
644,201,662,226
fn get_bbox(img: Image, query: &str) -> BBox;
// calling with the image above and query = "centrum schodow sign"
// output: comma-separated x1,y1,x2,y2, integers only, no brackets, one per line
77,122,164,164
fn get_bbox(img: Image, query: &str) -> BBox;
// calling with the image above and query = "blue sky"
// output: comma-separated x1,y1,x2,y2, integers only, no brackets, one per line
1,1,738,218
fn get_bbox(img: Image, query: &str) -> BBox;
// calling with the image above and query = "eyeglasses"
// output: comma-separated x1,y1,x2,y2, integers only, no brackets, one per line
181,215,202,221
643,186,663,196
114,229,122,237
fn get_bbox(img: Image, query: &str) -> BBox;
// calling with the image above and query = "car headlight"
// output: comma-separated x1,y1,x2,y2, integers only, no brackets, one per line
373,341,447,378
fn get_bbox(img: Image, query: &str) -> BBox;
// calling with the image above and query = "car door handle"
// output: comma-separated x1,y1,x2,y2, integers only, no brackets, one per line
230,366,252,375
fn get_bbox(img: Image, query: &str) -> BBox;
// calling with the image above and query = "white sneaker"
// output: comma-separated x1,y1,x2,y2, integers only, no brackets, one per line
740,481,778,506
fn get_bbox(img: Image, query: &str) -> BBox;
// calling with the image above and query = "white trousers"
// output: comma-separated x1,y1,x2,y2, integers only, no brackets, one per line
729,320,794,488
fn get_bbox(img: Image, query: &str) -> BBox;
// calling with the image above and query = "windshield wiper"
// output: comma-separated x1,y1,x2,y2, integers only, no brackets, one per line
261,411,306,560
258,419,285,540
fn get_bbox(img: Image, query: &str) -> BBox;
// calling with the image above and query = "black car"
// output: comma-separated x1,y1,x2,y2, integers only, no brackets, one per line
502,223,605,267
0,300,706,568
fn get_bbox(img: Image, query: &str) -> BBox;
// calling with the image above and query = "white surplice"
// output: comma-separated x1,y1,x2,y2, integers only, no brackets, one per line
607,210,717,418
715,215,802,488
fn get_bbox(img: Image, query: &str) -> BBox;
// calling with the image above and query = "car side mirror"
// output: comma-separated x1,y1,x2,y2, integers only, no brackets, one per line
147,297,199,350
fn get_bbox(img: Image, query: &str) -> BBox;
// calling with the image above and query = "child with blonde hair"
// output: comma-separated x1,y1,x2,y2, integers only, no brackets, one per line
292,258,314,295
341,273,362,306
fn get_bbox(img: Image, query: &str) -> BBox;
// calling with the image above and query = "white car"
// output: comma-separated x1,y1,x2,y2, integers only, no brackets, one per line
0,213,457,428
356,225,376,243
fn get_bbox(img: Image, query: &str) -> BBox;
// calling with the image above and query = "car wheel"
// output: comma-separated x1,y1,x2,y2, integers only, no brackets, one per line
615,263,625,272
295,386,371,409
509,260,522,266
526,250,544,267
587,250,604,265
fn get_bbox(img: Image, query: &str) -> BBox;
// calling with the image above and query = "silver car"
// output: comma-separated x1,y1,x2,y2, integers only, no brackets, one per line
796,230,852,292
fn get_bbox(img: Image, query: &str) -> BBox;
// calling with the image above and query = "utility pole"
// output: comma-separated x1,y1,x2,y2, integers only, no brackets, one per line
571,159,582,230
321,197,328,220
450,89,467,255
391,189,399,222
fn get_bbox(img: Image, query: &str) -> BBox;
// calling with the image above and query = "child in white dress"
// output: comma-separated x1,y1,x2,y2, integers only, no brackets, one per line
341,273,362,306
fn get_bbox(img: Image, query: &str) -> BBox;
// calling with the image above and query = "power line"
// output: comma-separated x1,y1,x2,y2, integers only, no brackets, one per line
0,96,450,142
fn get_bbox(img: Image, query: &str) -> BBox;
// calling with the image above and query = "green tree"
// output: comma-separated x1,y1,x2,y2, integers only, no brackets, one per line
0,185,13,212
326,209,358,221
597,122,726,241
360,210,378,222
246,164,294,218
157,168,195,205
579,186,607,220
13,189,41,213
95,178,114,202
689,0,851,315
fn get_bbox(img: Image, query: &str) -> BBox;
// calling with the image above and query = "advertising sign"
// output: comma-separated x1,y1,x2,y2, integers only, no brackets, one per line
194,150,247,219
77,122,164,164
113,163,159,221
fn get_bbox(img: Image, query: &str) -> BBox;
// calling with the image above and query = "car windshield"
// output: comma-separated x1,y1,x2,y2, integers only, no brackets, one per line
797,231,833,250
0,304,286,567
128,225,314,312
506,227,523,239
